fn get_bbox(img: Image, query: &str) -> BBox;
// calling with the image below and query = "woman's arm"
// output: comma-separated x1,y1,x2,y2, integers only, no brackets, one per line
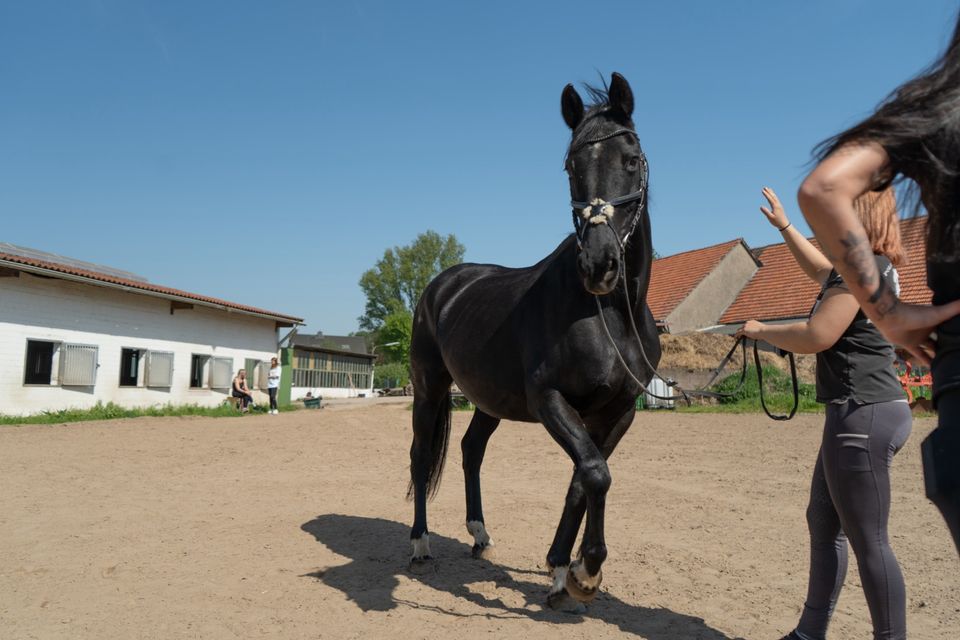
761,187,832,284
736,288,860,354
798,142,960,363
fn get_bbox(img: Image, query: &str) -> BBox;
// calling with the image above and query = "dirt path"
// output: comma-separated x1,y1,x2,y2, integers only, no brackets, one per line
0,406,955,639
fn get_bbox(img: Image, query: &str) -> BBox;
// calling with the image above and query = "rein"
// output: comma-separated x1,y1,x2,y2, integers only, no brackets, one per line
594,273,800,421
570,128,799,421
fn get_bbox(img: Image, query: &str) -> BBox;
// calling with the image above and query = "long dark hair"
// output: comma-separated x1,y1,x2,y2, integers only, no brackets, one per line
815,12,960,260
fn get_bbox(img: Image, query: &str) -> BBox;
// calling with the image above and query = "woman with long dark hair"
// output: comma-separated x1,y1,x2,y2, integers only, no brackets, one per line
798,11,960,558
739,188,912,640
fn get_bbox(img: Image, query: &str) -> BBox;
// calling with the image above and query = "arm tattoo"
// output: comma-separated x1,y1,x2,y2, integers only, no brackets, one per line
869,274,901,318
839,230,900,319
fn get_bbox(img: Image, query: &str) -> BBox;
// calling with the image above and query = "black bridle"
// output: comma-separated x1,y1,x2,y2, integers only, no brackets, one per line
568,128,649,250
571,128,799,421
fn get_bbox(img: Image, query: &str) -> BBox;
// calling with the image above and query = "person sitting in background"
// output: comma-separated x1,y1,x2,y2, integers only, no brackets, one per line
232,369,254,412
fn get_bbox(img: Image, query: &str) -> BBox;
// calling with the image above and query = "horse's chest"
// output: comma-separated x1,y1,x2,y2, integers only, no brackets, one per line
539,342,632,398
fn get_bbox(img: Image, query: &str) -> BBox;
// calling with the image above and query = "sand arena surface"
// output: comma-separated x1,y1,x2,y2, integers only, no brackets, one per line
0,403,956,639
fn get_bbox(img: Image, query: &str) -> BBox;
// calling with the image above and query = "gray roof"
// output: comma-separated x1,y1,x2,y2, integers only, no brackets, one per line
291,333,374,359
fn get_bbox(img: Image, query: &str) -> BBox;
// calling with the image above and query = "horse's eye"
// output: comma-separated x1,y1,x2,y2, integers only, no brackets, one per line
625,156,640,171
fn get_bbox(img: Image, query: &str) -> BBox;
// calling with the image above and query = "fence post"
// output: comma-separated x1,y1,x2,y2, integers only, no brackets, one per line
279,347,293,406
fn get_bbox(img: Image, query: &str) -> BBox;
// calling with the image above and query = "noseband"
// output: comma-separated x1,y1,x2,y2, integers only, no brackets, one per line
569,128,649,250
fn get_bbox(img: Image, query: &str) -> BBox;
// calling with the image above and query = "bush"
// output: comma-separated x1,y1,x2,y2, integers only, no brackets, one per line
703,364,820,413
374,362,409,389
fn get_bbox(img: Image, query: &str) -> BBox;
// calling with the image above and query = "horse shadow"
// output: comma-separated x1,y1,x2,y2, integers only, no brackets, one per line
300,514,744,639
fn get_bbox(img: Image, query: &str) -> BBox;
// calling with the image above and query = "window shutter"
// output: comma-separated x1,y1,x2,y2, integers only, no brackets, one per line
210,357,233,389
60,344,99,386
146,351,175,387
258,361,270,389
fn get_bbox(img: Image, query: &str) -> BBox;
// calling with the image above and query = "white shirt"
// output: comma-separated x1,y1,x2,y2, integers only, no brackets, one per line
268,365,281,389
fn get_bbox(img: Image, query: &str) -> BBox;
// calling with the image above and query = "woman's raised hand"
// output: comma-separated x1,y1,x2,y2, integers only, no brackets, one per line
760,187,789,230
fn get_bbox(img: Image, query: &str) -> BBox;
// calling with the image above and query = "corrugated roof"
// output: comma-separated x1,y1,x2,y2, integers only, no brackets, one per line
0,247,303,324
291,333,375,359
647,239,747,322
719,216,931,324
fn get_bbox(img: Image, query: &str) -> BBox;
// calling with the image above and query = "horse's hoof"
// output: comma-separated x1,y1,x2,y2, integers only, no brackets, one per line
471,542,495,560
565,562,601,603
408,555,435,575
546,588,587,614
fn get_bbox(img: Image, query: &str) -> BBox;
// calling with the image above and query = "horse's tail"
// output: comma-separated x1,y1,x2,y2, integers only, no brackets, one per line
406,391,452,501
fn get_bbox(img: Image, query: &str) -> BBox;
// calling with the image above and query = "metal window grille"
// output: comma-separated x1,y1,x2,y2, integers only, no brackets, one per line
292,352,371,389
209,357,233,389
146,351,175,387
60,343,99,386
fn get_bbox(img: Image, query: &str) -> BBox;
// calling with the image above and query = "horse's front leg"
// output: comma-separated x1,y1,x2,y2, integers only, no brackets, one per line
544,401,636,610
536,389,614,606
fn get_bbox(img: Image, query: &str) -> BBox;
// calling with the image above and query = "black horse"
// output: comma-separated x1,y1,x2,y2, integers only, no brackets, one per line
407,72,661,611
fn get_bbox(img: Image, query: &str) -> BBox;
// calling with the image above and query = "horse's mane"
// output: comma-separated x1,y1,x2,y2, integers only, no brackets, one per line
565,83,636,164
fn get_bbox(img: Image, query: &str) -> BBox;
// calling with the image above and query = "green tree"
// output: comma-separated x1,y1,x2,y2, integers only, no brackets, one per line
378,308,413,364
358,231,465,331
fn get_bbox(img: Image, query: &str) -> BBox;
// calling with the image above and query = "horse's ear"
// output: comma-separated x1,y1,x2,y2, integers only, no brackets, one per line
609,72,634,119
561,84,584,130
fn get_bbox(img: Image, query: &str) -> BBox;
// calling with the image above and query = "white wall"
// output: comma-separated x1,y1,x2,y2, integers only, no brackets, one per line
290,384,374,400
0,272,280,416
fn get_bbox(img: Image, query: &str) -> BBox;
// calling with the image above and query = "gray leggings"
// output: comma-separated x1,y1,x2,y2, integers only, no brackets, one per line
795,399,912,640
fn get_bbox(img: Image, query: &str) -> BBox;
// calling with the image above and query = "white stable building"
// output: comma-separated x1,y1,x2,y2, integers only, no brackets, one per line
0,244,302,416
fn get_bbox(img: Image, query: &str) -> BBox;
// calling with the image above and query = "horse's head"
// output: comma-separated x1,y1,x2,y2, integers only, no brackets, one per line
562,72,648,296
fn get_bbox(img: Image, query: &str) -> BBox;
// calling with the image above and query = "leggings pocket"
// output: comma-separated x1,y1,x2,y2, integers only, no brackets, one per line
837,435,872,472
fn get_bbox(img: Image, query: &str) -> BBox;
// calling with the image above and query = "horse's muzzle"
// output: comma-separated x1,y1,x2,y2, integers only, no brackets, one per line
582,270,618,296
578,254,619,295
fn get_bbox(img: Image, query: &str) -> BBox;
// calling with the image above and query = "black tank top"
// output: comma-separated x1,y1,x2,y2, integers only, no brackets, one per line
812,255,906,404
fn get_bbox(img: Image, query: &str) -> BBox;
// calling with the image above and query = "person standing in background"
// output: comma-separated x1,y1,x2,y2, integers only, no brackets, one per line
268,357,281,415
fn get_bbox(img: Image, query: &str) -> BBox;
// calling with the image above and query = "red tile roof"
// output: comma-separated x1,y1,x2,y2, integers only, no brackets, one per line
0,250,303,324
719,216,931,324
647,239,748,322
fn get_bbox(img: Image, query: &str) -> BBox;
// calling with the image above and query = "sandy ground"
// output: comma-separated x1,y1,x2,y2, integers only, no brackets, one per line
0,404,956,640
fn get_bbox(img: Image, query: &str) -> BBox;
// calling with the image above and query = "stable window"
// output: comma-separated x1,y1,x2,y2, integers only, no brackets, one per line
24,340,56,385
146,351,174,388
119,348,141,387
190,354,210,389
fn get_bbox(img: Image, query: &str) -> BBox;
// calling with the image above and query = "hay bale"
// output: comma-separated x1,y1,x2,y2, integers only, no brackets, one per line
658,333,816,384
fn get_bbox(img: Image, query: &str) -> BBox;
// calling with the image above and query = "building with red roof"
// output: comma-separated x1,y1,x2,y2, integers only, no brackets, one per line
647,216,930,334
0,243,303,416
719,216,930,326
647,239,760,333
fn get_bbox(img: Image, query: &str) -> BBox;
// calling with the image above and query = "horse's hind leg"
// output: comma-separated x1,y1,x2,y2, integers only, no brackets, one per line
461,409,500,559
409,353,453,565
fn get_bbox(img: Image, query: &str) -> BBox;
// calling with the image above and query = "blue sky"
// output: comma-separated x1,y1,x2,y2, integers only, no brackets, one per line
2,1,957,334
